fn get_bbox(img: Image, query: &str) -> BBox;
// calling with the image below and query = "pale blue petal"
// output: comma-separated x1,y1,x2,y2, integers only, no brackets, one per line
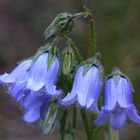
76,66,100,107
94,108,109,125
0,73,15,83
27,78,44,91
85,66,101,109
127,104,140,124
8,82,27,101
21,93,42,110
45,84,62,96
27,53,49,91
0,60,32,84
61,92,76,106
45,57,60,84
104,78,117,110
23,107,41,123
71,66,83,92
117,78,132,108
110,110,126,130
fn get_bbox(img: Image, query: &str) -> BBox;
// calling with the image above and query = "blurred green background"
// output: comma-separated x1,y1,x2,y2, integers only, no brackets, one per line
0,0,140,140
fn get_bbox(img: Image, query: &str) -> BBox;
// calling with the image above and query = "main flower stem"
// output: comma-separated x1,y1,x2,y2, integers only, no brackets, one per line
73,11,97,57
80,109,94,140
72,106,77,129
88,15,97,56
110,129,120,140
104,126,120,140
60,109,68,140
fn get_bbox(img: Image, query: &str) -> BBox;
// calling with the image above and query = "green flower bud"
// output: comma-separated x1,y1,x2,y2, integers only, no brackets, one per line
43,102,64,135
44,13,74,40
62,47,77,75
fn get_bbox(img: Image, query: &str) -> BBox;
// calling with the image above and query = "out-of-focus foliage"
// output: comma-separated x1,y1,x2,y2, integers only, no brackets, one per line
0,0,140,140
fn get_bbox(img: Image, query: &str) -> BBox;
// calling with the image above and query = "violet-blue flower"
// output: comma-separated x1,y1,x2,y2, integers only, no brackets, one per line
61,62,102,111
26,52,61,96
94,68,140,130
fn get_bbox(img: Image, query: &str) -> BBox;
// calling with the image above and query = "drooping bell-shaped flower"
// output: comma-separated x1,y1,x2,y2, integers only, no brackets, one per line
0,59,32,100
26,51,61,96
61,57,103,111
94,68,140,130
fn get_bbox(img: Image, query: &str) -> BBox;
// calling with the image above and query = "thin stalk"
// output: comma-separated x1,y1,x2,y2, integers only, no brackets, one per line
110,129,120,140
88,15,97,56
72,11,97,56
62,35,83,62
80,109,93,140
60,109,68,140
104,125,120,140
72,106,77,129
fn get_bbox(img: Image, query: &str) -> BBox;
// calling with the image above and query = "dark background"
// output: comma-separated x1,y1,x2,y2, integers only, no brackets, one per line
0,0,140,140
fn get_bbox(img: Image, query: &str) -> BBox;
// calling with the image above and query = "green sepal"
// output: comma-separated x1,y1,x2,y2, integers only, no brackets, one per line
43,101,65,135
62,47,78,75
122,74,135,92
33,43,53,61
32,43,59,70
47,46,59,70
82,53,104,80
44,13,74,40
107,68,135,92
111,68,122,85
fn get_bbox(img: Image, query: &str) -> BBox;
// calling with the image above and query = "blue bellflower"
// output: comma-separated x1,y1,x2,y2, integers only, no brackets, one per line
61,65,102,111
26,52,61,96
0,51,61,123
95,69,140,130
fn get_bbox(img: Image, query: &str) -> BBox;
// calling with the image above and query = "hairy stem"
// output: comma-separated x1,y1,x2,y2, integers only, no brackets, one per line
72,106,77,129
88,15,97,56
104,125,120,140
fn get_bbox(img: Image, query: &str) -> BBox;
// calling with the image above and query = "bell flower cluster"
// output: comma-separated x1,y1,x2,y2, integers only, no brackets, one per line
0,11,140,135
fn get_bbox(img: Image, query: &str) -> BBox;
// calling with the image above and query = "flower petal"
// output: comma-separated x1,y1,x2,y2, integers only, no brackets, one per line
8,82,27,101
45,84,62,96
21,93,42,110
0,73,15,83
85,66,101,110
23,107,41,123
74,66,101,108
26,54,48,91
0,60,32,84
61,92,76,106
117,78,132,108
94,109,109,125
104,78,117,110
45,57,60,84
127,104,140,124
27,78,44,91
110,110,126,130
